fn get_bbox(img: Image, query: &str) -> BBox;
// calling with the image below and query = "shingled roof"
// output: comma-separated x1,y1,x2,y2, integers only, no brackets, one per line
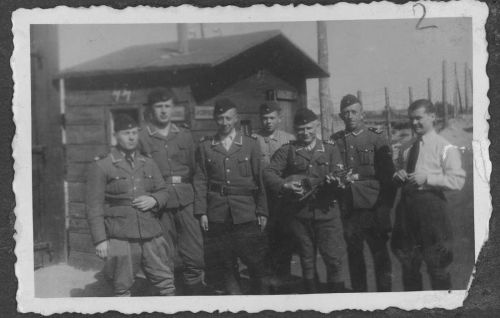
60,30,328,79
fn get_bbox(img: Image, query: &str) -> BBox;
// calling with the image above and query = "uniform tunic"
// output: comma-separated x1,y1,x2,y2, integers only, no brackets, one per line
193,131,270,294
139,123,204,289
254,129,295,166
391,129,465,291
85,148,174,295
264,139,346,284
332,126,396,292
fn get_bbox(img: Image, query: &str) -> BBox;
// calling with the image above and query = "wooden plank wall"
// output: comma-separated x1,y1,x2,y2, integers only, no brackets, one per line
65,86,193,267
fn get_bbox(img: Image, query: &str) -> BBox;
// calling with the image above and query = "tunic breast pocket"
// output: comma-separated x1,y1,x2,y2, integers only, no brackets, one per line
107,175,129,194
357,148,374,165
315,158,330,175
143,172,154,192
237,156,251,177
292,160,308,173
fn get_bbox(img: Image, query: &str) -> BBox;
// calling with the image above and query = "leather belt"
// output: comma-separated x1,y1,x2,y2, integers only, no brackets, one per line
164,176,191,184
107,198,133,207
208,183,255,196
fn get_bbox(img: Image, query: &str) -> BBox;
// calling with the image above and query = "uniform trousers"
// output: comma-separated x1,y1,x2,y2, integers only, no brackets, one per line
204,221,271,294
342,209,392,292
160,203,205,288
104,236,175,296
289,211,345,284
391,189,453,291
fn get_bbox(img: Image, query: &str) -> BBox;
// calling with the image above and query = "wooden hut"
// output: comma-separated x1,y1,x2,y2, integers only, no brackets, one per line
56,30,328,269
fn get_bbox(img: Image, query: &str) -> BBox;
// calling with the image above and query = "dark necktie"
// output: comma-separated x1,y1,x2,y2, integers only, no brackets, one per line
125,153,135,169
406,137,421,173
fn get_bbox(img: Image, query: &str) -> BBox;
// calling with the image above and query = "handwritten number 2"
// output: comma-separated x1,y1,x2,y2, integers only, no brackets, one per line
413,3,437,30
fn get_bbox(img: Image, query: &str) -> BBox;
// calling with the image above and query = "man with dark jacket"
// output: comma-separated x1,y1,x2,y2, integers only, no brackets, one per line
193,98,271,295
86,114,174,296
331,94,396,292
139,88,204,295
264,108,347,293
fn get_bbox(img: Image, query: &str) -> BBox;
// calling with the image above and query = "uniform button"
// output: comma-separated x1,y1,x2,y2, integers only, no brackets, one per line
309,164,312,168
350,146,354,149
226,169,230,173
350,157,354,160
131,176,134,180
133,187,137,190
225,158,229,161
226,180,230,184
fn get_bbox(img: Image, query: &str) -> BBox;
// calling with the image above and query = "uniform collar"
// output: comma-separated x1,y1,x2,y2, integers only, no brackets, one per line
345,125,365,137
259,129,279,141
110,148,146,165
296,138,323,152
147,122,180,136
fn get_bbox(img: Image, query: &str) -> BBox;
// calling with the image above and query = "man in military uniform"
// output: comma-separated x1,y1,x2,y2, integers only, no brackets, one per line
264,108,347,293
392,99,465,290
86,114,175,296
138,88,205,295
331,94,396,292
193,98,271,295
253,102,295,283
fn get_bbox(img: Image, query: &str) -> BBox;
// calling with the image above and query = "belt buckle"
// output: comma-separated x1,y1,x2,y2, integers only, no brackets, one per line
172,176,181,184
220,185,227,196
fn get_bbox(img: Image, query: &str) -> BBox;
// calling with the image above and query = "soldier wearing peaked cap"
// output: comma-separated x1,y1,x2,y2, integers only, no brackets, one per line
253,101,295,285
264,108,348,293
86,114,175,296
193,98,272,295
138,88,205,295
331,94,397,292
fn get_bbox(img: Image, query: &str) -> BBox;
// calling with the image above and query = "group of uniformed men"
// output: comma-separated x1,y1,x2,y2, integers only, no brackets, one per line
86,87,466,296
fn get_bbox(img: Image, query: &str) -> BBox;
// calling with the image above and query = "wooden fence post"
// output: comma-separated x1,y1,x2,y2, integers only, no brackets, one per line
384,87,392,144
442,60,448,126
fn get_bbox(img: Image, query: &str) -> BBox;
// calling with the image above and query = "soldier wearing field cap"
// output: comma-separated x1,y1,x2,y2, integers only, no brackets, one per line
264,108,348,293
86,114,175,296
331,94,397,292
253,101,295,283
139,87,205,295
193,98,272,295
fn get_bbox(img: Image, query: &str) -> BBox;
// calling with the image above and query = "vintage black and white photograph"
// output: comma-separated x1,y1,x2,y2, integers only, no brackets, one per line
13,2,489,313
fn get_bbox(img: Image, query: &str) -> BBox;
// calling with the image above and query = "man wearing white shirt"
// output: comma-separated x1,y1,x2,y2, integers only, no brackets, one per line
392,99,466,291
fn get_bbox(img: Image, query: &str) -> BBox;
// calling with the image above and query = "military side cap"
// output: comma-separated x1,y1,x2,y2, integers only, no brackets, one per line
114,114,138,132
259,101,281,115
294,108,318,126
213,98,237,116
340,94,361,110
147,87,175,106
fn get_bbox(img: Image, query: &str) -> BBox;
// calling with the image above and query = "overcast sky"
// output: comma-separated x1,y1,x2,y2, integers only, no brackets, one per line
58,18,472,112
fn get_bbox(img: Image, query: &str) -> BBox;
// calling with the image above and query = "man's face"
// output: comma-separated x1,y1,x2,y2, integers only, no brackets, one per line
151,99,175,126
260,111,281,134
215,108,239,135
295,120,318,145
340,103,364,131
409,106,435,136
115,127,139,151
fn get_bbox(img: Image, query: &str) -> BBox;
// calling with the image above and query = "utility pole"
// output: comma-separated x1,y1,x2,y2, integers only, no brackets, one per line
177,23,189,54
317,21,333,138
442,60,448,126
427,78,432,102
408,86,414,105
384,87,392,144
454,62,463,115
357,90,362,104
464,62,469,112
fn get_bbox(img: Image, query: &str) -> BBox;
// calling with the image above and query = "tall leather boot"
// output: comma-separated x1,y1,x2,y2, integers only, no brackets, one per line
303,278,318,294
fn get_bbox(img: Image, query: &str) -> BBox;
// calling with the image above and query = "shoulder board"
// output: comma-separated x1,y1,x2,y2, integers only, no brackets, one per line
199,136,212,142
368,127,384,134
284,140,297,146
248,134,257,140
323,139,335,145
93,153,108,161
179,122,190,129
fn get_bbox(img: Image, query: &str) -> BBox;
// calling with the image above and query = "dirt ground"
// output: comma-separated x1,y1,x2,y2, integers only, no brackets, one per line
35,116,475,297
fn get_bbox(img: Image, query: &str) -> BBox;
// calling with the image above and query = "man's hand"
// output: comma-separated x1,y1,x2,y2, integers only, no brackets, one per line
282,181,304,196
95,240,109,259
257,215,267,232
200,215,209,232
132,195,158,212
325,173,340,186
408,172,427,186
393,169,408,183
